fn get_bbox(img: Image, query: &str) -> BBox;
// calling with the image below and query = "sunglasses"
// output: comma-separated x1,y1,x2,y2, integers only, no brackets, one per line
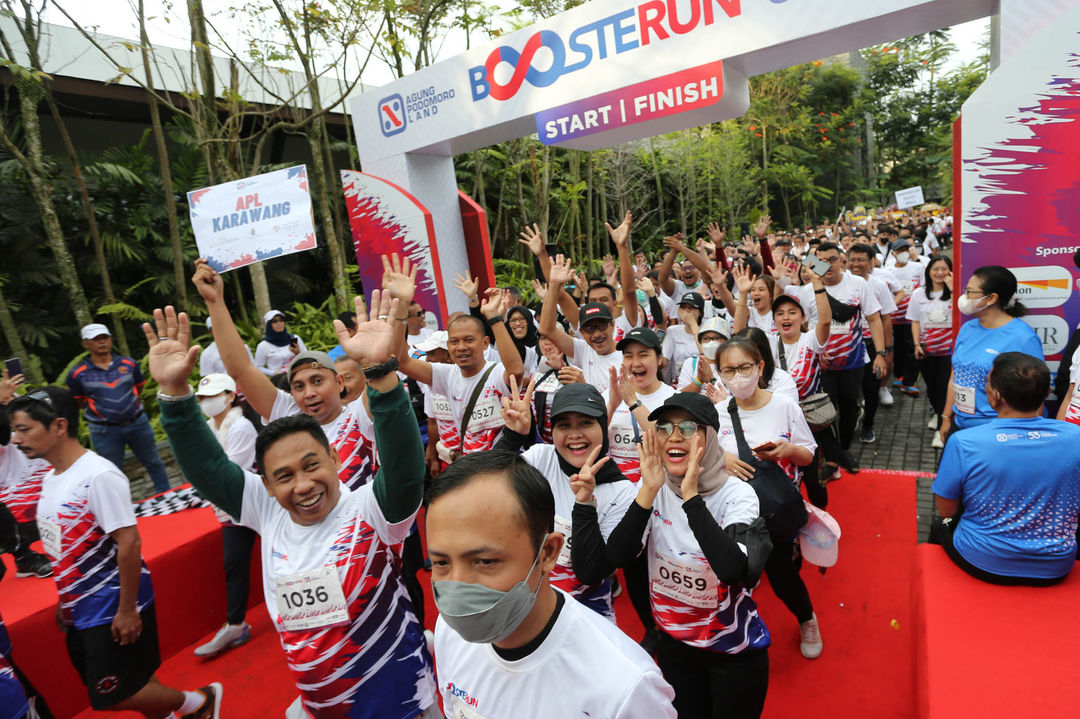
655,420,702,439
27,390,55,409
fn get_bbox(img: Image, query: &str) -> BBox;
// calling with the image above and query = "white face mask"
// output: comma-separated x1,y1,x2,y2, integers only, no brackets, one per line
198,395,231,418
893,253,909,266
701,341,722,360
722,368,760,400
956,295,988,316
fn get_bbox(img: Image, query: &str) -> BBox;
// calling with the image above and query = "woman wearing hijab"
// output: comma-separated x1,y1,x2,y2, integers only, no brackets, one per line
506,305,540,373
716,337,822,660
584,392,772,718
497,377,637,619
253,309,307,376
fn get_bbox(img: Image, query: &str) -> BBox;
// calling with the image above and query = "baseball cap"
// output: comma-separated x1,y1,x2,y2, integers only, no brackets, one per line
415,330,448,353
264,309,286,324
891,239,911,251
679,292,705,312
799,503,841,567
287,350,337,383
771,294,805,315
647,392,720,431
579,302,613,327
80,323,111,340
616,327,662,352
195,373,236,397
205,316,213,330
697,316,730,340
550,383,606,419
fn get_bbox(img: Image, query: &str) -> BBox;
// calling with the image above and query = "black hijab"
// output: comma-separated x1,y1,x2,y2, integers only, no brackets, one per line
507,305,538,361
550,387,628,486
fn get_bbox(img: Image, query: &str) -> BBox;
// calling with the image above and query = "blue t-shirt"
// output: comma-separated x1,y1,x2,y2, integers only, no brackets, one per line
950,318,1043,429
327,344,346,361
933,417,1080,579
66,354,146,423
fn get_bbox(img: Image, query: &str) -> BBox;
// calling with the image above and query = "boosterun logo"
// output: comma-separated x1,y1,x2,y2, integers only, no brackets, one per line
468,0,742,101
378,94,407,136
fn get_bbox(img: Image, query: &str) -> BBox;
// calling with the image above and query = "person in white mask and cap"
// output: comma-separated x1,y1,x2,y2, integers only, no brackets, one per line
426,450,676,719
676,316,731,393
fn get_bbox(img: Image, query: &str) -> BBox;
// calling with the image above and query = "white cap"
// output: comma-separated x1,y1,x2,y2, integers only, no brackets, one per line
263,309,285,324
799,503,841,567
195,373,236,397
697,316,731,340
205,316,213,330
81,323,111,340
414,330,448,353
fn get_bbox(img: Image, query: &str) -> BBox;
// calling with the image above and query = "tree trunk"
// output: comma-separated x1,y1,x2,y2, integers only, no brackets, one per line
0,284,41,384
248,262,271,323
307,129,349,307
140,0,187,313
649,137,665,230
585,153,594,261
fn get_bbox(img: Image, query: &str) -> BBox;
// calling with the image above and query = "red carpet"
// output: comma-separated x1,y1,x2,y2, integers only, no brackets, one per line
8,470,917,718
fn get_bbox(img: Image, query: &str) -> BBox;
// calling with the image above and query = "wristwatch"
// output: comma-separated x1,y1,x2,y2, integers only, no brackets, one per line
627,401,642,412
876,350,887,357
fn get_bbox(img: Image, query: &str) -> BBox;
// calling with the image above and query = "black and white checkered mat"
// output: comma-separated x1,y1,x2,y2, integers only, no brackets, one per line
134,484,211,517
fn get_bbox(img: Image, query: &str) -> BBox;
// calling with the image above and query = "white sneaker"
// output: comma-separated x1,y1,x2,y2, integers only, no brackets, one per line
193,622,251,657
928,415,938,430
800,614,823,659
878,387,894,406
931,432,945,449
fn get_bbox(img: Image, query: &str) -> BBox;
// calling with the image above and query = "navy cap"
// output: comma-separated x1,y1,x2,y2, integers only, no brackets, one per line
679,292,705,311
616,326,662,352
647,392,720,431
579,302,613,326
891,239,911,251
551,383,606,419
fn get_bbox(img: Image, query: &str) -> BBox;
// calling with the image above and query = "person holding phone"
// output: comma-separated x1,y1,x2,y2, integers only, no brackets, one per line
714,337,821,659
254,310,307,377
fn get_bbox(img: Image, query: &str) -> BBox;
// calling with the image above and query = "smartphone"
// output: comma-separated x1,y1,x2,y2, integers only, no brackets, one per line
753,441,778,453
4,357,22,380
739,221,751,237
802,254,831,277
289,337,299,347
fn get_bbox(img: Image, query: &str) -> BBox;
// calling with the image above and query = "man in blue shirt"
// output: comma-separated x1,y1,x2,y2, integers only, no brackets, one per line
933,352,1080,585
66,324,171,493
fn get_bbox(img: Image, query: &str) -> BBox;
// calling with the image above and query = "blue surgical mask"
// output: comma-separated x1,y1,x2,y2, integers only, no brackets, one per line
433,534,548,644
636,289,648,305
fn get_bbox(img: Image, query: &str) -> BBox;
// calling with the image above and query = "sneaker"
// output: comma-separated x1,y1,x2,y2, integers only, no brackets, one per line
15,553,52,578
901,385,921,396
859,428,876,444
840,452,860,474
180,683,223,719
928,415,938,430
800,614,823,659
891,380,903,388
878,387,894,406
194,623,251,658
931,432,945,449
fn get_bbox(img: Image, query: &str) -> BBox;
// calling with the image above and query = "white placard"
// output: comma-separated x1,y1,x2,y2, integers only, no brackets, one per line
895,186,925,210
188,165,317,273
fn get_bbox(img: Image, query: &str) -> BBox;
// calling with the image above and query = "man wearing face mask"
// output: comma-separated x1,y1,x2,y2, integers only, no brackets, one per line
427,451,676,719
886,239,923,396
677,317,731,393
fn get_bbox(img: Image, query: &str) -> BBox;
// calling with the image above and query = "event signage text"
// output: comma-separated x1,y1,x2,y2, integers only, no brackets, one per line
188,165,317,273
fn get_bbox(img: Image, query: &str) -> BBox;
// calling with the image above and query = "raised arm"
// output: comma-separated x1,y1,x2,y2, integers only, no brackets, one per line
145,307,245,518
538,254,578,358
608,212,639,326
658,238,680,297
522,223,580,328
192,259,277,418
730,263,755,334
482,288,526,385
804,266,831,346
393,261,434,387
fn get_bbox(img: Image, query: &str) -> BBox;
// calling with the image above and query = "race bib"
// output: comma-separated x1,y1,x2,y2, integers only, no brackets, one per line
954,384,976,415
650,550,719,609
901,280,915,294
829,319,849,335
927,305,950,324
467,395,502,433
431,394,454,422
274,566,349,631
38,518,61,559
553,515,573,567
608,420,637,459
535,373,561,393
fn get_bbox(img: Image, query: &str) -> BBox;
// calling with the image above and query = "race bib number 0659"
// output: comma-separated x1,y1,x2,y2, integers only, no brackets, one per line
651,550,719,609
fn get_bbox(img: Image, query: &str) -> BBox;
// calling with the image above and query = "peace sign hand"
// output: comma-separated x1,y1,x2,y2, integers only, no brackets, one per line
499,373,536,436
569,445,610,504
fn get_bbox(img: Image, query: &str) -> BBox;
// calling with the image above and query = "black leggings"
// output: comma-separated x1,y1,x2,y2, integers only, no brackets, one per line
821,367,863,450
861,337,880,432
929,519,1067,587
893,323,918,387
763,537,814,624
222,524,257,626
623,551,656,632
920,354,952,420
656,631,769,719
799,445,829,509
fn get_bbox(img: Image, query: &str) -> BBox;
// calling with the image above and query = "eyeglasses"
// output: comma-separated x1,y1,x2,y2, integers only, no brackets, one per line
719,363,758,380
508,316,528,325
407,311,425,319
963,289,986,298
27,390,54,409
655,420,703,439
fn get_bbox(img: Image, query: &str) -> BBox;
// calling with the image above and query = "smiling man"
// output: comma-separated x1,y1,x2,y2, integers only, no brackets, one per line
191,259,376,491
148,296,437,719
427,450,675,719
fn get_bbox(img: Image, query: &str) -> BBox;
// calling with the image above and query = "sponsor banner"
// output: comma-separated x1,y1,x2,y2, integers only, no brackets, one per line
1009,265,1073,309
1021,314,1070,356
536,61,724,145
188,166,315,272
895,185,924,209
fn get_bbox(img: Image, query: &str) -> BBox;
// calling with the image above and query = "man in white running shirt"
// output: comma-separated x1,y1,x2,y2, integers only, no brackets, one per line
427,450,676,719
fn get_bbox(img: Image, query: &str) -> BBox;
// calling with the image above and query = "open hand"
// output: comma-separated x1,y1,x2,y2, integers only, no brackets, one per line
519,223,546,256
732,263,755,296
381,253,418,305
680,433,706,500
706,222,726,244
334,290,399,366
549,254,574,286
142,306,201,396
754,214,771,238
725,450,755,481
452,273,479,300
637,429,666,495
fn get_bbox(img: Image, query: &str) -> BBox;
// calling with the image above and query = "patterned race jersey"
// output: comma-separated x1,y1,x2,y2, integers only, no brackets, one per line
36,452,154,630
906,287,953,356
793,274,880,371
269,391,376,490
772,332,823,400
890,262,923,324
240,476,434,719
66,354,145,423
0,611,30,719
0,444,49,523
430,362,512,456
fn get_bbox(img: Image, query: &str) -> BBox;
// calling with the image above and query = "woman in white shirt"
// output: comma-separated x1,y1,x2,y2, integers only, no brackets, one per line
607,328,676,482
716,337,823,660
254,309,307,376
908,256,954,448
191,373,258,658
661,293,706,386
